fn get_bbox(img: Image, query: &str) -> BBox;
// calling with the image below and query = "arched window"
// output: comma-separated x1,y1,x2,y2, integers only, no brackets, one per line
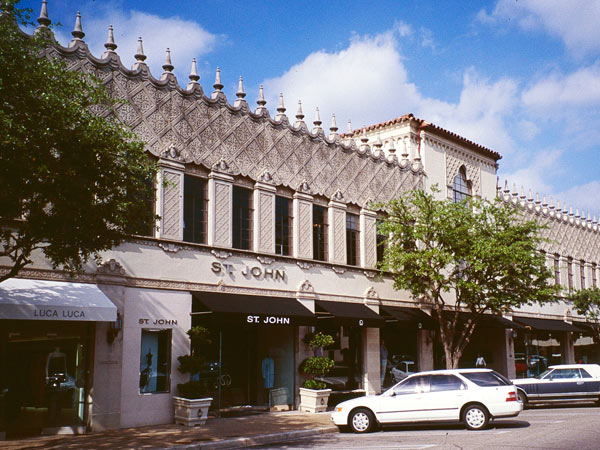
452,167,471,203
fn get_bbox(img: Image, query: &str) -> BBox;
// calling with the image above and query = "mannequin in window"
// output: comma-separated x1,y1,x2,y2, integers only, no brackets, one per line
262,354,274,389
46,347,67,387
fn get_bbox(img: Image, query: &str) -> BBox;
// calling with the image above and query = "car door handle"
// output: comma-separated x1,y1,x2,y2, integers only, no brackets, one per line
577,381,584,385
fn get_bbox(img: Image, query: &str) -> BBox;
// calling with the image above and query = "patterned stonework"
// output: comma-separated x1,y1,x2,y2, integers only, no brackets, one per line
297,201,312,258
54,44,424,210
258,191,274,252
446,147,481,197
363,216,377,268
214,182,231,246
332,209,346,263
162,171,181,239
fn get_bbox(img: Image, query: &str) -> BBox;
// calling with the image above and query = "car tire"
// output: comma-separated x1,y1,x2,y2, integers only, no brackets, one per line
462,404,489,430
349,408,376,433
518,390,528,408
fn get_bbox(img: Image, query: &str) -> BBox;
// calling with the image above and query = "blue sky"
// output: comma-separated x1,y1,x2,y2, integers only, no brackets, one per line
18,0,600,218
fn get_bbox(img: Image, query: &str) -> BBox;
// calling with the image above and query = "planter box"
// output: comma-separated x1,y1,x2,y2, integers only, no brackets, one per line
173,396,212,427
299,388,331,413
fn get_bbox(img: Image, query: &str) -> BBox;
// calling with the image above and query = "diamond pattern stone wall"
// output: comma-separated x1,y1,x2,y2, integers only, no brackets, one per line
363,215,377,269
162,171,181,239
257,191,274,253
214,182,231,247
295,200,313,259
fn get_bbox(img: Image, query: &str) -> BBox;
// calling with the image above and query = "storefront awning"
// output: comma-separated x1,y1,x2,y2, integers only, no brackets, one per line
478,314,525,329
192,292,315,325
0,278,117,321
315,300,384,327
380,305,437,330
513,316,586,332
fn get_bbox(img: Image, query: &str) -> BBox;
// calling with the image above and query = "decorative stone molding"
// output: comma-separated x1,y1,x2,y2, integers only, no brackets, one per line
297,180,312,195
332,189,344,202
97,259,126,275
365,286,379,300
211,159,233,174
257,169,275,184
257,255,275,265
159,242,182,253
331,266,346,274
363,270,377,279
160,143,183,161
298,279,314,293
296,261,313,270
211,249,232,259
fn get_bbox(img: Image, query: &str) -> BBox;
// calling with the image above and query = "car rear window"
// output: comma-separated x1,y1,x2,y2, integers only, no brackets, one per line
460,371,511,387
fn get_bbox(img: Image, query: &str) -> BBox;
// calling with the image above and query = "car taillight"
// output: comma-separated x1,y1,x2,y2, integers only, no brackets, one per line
506,391,517,402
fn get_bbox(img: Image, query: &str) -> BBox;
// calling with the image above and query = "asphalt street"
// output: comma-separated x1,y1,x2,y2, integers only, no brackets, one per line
253,404,600,450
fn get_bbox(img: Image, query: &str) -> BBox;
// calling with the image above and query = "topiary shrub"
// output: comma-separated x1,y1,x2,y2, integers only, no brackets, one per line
301,332,335,390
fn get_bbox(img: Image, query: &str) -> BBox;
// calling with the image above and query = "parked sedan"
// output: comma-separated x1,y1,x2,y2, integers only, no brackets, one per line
331,369,522,433
513,364,600,406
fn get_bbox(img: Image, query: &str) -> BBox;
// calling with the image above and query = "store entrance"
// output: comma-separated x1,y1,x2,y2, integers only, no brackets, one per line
0,321,90,438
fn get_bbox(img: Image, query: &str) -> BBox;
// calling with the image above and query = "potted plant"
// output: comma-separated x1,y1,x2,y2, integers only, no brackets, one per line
299,332,335,413
173,326,213,426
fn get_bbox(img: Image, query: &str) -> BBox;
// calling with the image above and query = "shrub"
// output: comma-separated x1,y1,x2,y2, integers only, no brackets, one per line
301,332,335,390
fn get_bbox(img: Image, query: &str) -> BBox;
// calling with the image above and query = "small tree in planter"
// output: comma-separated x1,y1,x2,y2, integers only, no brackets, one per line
173,326,213,426
299,332,335,413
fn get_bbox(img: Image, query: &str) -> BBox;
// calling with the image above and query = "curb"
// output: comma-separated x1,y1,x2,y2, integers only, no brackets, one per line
168,425,338,449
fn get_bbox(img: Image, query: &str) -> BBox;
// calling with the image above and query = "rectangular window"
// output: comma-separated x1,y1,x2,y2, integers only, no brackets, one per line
275,196,293,256
376,219,386,264
568,257,574,291
580,261,586,289
183,175,208,244
554,255,561,285
233,186,253,250
313,205,328,261
593,264,598,288
346,213,360,266
139,329,171,394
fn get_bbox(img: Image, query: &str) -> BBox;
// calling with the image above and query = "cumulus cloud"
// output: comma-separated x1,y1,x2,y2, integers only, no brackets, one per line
479,0,600,57
498,149,564,197
53,2,220,82
556,181,600,219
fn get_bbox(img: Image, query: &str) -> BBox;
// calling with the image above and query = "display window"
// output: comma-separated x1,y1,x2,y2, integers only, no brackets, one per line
139,329,171,394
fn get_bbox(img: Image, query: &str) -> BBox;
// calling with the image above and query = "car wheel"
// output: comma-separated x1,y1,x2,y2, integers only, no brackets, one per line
518,390,528,408
349,408,376,433
462,404,489,430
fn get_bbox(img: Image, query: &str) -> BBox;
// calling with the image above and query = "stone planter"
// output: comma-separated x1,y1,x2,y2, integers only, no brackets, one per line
173,396,212,426
298,388,331,413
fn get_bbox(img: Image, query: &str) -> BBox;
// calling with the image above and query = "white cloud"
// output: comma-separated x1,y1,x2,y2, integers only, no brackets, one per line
498,149,564,198
53,3,220,83
480,0,600,57
556,181,600,219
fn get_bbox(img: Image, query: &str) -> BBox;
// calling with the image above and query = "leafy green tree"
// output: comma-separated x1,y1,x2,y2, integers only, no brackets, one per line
0,1,158,282
569,287,600,344
376,189,557,369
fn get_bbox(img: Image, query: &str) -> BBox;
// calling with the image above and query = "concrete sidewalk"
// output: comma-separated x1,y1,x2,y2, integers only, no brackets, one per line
1,411,337,449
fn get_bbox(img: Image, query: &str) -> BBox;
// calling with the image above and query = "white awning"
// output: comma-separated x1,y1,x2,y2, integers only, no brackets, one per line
0,278,117,322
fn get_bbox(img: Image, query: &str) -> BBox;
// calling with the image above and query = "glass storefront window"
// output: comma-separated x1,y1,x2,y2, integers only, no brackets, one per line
139,329,171,393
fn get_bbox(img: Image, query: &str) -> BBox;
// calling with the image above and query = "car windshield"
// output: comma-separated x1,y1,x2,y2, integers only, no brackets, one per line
460,370,511,386
537,369,553,379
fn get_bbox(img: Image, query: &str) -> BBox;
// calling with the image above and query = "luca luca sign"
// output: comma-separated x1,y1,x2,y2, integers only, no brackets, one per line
211,262,286,281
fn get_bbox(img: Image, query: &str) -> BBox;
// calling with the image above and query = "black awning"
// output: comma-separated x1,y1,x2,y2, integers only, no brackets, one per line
315,300,384,327
192,292,315,325
513,316,586,332
478,314,525,329
380,306,437,330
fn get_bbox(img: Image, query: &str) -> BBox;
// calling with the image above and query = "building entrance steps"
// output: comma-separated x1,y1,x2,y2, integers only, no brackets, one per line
1,410,337,449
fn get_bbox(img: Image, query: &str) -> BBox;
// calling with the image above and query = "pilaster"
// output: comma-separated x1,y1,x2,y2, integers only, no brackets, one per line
254,173,277,254
208,162,234,248
293,187,314,259
361,327,380,395
360,208,377,269
156,156,185,241
328,193,347,265
416,329,434,372
560,332,575,364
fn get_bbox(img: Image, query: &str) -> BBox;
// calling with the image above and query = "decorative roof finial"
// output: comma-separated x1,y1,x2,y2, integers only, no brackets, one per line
312,107,322,134
374,134,383,149
255,85,267,114
37,0,51,28
71,11,85,41
294,101,305,127
132,37,147,70
234,76,247,107
213,67,223,91
388,138,396,154
162,48,174,74
188,58,199,83
347,119,352,134
360,128,370,152
401,138,409,160
276,93,286,120
104,25,117,54
329,113,338,139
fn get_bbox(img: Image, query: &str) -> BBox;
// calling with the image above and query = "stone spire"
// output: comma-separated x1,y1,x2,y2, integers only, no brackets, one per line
294,101,305,127
36,0,51,29
387,138,396,155
401,138,409,161
255,85,267,114
70,11,85,44
360,128,370,152
132,37,146,70
275,93,286,121
211,67,224,99
347,120,352,134
374,134,383,153
312,107,322,134
329,113,338,140
161,48,174,76
234,76,247,107
103,25,117,57
187,58,199,87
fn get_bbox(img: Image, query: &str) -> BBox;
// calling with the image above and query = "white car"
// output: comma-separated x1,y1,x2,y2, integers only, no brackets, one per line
331,369,522,433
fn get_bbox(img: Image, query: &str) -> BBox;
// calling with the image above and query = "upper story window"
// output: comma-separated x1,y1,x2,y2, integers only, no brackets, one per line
183,175,207,244
567,257,574,292
580,261,586,289
275,196,293,256
452,167,471,203
554,254,561,286
313,205,328,261
593,263,598,288
233,186,253,250
376,219,387,265
346,213,360,266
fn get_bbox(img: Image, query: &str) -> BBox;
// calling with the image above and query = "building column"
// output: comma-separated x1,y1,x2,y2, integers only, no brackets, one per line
156,155,185,240
208,161,234,247
292,184,313,259
328,191,347,265
360,208,377,269
560,332,576,364
490,328,516,379
253,171,276,254
416,329,434,371
361,327,380,395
